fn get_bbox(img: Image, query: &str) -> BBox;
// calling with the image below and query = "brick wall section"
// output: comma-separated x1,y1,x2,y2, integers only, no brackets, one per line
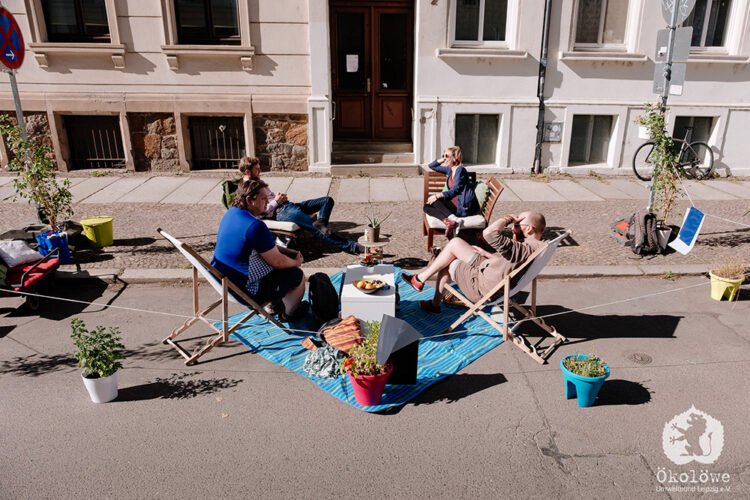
128,113,179,172
253,114,308,171
2,112,56,162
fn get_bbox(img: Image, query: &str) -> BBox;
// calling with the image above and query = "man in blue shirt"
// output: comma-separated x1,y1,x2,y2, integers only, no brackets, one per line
212,178,306,318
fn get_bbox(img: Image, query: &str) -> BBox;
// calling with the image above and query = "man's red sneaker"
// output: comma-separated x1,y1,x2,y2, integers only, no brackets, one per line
419,300,442,314
401,272,424,292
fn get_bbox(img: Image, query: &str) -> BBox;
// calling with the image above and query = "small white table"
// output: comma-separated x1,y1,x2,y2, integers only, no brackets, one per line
340,263,396,323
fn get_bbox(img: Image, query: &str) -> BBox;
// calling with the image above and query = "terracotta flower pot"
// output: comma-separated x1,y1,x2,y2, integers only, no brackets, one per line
364,225,380,243
348,362,393,406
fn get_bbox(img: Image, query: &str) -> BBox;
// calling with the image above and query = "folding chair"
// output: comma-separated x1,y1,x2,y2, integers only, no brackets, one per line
444,232,569,364
157,228,288,365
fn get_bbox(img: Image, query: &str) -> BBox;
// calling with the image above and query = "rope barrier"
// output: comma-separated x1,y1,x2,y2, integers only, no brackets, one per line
2,277,714,340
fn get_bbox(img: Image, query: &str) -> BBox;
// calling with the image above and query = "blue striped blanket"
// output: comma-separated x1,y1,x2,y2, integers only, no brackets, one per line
228,267,504,412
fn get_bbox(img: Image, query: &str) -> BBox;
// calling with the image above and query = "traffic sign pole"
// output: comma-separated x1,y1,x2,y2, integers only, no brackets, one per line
660,3,680,112
6,69,26,140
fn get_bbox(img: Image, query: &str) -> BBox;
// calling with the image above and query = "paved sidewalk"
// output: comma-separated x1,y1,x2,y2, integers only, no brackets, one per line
1,172,748,279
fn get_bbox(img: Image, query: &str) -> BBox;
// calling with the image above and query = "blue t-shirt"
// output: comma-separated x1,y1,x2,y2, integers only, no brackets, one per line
211,207,276,289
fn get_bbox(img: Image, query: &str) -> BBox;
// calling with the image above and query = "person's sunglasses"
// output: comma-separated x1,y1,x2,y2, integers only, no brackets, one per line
442,153,451,158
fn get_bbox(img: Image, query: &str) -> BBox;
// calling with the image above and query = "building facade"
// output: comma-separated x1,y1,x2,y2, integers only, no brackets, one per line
2,0,749,176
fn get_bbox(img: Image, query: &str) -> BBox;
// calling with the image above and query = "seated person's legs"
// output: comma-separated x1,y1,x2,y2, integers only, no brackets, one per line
249,267,306,315
276,200,360,254
401,237,478,291
295,196,334,235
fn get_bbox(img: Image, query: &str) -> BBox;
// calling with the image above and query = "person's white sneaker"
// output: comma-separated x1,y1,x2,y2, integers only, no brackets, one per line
455,218,464,235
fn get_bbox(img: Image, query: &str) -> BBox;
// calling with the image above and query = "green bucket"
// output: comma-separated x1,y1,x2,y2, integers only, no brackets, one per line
81,216,114,248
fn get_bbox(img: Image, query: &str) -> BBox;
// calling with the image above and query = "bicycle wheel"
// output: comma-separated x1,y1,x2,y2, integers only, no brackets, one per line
683,142,714,180
632,142,656,181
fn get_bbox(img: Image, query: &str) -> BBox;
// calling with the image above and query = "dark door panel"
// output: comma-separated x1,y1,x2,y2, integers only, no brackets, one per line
331,1,412,142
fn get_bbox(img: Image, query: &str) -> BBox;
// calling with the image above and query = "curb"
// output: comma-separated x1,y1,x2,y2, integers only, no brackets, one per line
54,264,711,284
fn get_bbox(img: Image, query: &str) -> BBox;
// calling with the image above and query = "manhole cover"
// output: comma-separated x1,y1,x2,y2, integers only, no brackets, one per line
627,352,653,365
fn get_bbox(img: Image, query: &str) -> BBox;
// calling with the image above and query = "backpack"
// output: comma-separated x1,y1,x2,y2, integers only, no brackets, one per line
627,212,659,255
308,272,340,324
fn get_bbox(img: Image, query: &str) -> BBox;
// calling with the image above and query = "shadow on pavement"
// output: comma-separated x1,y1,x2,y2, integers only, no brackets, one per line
7,279,120,321
378,373,508,414
0,353,76,377
595,379,652,406
117,372,243,401
525,306,682,345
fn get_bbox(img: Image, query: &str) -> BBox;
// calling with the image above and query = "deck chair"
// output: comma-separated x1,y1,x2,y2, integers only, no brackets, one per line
157,228,288,365
422,172,504,251
444,231,569,364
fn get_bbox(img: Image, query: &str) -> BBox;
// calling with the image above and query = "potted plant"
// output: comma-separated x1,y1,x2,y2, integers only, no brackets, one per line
635,104,681,249
561,354,610,408
709,257,747,301
339,320,393,406
71,318,125,403
364,205,391,243
0,117,73,262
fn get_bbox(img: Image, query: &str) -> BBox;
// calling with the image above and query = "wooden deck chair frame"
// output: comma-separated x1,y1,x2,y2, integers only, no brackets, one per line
157,228,288,365
443,232,569,364
422,172,504,251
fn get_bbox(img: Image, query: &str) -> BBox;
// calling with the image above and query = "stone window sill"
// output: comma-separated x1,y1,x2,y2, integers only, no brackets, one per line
560,51,647,62
160,45,255,71
436,48,528,60
687,52,749,64
28,42,127,69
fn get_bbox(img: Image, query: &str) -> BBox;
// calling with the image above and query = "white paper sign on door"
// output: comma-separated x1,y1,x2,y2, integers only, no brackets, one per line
346,54,358,73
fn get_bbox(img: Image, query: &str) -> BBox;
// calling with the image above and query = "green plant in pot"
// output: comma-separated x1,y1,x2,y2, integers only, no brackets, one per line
560,354,610,407
364,205,391,243
71,318,125,403
709,257,747,301
635,104,682,248
0,117,74,262
340,320,392,406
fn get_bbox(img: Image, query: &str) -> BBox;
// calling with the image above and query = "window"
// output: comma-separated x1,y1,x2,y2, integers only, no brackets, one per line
174,0,239,45
41,0,110,43
673,116,714,144
64,115,125,169
569,115,613,165
455,114,499,165
682,0,732,48
454,0,508,44
574,0,629,46
189,116,245,169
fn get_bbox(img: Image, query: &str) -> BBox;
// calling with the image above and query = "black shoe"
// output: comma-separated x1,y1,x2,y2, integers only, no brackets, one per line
273,300,309,322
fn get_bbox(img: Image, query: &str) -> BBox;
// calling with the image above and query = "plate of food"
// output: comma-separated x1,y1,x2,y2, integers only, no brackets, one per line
352,278,386,294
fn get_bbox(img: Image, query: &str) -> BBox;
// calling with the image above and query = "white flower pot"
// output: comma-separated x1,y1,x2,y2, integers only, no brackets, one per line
81,370,119,403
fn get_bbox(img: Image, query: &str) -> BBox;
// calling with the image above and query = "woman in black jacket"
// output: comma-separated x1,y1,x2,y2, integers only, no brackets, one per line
423,146,479,237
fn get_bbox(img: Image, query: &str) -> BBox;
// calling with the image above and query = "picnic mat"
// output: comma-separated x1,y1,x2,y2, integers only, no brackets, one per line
227,266,505,412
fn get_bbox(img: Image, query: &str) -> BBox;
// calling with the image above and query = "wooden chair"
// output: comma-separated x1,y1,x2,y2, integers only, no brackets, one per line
157,228,289,365
443,232,569,364
422,172,504,251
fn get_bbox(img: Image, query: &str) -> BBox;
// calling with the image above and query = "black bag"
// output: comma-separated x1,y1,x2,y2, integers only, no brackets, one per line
308,273,340,324
627,212,659,255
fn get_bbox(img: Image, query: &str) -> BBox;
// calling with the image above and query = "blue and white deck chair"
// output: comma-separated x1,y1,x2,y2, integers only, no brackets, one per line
444,232,569,364
157,228,288,365
668,207,705,255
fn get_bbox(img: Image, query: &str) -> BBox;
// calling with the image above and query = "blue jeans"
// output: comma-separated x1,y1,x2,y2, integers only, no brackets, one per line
275,196,357,253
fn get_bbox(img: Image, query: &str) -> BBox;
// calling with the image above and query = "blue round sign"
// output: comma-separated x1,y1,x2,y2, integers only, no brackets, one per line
0,7,24,70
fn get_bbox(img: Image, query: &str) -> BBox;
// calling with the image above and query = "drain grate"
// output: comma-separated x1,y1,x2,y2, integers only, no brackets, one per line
627,352,653,365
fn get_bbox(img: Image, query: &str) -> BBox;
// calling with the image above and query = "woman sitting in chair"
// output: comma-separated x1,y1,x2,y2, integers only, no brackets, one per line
423,146,480,238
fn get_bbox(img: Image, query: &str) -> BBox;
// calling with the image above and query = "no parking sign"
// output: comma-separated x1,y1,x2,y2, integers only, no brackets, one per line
0,7,24,70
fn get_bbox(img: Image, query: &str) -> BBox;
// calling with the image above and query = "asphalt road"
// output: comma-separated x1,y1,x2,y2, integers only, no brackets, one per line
1,277,748,498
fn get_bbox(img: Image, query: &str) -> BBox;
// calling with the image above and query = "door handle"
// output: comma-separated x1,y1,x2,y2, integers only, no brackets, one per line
367,78,371,93
331,101,336,121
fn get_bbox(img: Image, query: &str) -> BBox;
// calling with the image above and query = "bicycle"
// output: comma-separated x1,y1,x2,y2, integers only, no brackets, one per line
632,126,714,181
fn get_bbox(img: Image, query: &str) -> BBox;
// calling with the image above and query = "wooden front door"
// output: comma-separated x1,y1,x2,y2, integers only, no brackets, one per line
330,1,413,141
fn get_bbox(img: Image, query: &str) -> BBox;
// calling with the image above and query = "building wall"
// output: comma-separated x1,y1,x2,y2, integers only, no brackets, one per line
415,0,750,176
0,0,311,171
